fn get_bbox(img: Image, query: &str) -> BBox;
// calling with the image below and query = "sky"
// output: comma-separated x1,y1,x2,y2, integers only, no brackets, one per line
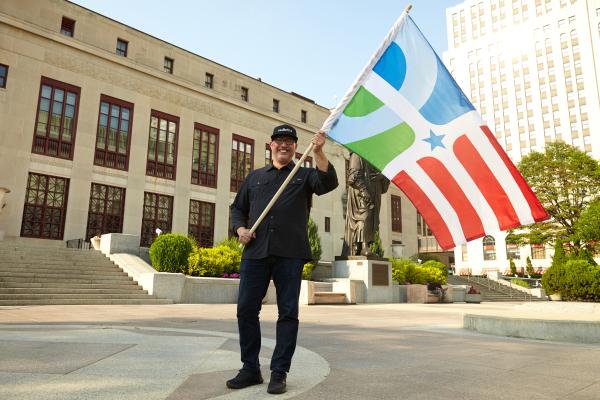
71,0,461,109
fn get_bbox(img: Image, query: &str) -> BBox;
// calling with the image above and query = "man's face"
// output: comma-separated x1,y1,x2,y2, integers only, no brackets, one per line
271,136,296,165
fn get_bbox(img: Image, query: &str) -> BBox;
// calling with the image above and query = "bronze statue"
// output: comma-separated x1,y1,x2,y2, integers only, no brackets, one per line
342,152,390,256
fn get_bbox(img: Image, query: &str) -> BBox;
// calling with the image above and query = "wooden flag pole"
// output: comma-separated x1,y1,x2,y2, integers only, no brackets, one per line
246,141,315,237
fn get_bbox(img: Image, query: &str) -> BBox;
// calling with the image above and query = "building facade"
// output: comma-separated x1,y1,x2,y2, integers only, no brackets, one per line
0,0,421,262
444,0,600,274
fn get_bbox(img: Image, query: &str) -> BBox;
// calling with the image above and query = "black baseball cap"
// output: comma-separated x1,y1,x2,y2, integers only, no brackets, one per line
271,124,298,142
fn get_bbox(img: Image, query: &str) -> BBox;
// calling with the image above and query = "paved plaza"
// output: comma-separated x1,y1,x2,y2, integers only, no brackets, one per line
1,303,599,400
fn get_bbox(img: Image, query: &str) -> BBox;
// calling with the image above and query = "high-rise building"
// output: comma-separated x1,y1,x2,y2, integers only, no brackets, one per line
444,0,600,274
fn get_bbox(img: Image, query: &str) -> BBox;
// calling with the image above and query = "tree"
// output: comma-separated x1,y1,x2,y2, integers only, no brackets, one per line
509,258,517,276
516,142,600,250
525,256,534,277
369,230,384,257
575,199,600,251
307,218,322,262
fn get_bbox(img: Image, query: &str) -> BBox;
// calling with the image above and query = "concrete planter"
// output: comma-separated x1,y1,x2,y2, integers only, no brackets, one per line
465,293,482,303
90,236,101,250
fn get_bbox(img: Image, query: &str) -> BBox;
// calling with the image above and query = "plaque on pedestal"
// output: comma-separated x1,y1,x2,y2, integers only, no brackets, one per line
332,256,394,303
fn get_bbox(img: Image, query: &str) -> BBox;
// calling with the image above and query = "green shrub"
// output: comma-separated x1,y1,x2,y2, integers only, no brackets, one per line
302,262,315,280
525,256,533,276
188,245,241,277
511,278,530,288
542,260,600,301
307,218,322,262
149,233,193,273
369,231,384,257
215,236,242,273
561,260,598,301
391,258,445,284
541,263,565,295
509,258,517,275
422,260,447,278
551,240,566,268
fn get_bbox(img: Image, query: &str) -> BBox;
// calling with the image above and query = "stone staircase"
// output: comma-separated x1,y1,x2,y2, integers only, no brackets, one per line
0,240,172,305
312,281,348,305
447,275,546,302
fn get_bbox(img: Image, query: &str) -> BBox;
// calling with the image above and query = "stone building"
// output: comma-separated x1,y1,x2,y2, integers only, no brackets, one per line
0,0,421,262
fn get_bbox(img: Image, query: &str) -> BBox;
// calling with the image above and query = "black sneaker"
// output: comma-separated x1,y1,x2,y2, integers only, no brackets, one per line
226,369,263,389
267,371,287,394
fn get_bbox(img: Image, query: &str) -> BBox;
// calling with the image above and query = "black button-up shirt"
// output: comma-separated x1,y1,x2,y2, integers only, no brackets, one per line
231,161,338,260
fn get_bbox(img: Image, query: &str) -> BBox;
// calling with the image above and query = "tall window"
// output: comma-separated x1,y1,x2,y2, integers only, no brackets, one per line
116,39,128,57
94,95,133,170
164,57,174,74
301,110,307,123
231,135,254,192
21,172,69,240
325,216,331,233
483,235,496,260
241,86,249,101
60,17,75,37
295,153,313,168
273,99,280,113
0,64,8,88
205,73,214,89
265,143,272,166
506,235,521,260
86,183,125,240
416,212,432,236
147,110,178,180
141,192,173,246
531,243,546,259
191,123,219,187
188,200,215,248
33,77,80,160
391,195,402,232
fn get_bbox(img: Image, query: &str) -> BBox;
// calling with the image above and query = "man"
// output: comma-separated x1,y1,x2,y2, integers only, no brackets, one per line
228,124,338,394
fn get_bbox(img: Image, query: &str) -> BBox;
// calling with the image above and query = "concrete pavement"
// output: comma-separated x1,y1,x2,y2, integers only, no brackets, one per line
1,303,599,399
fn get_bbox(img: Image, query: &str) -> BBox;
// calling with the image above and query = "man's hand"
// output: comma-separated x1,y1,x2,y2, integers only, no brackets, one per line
311,131,326,155
237,227,256,245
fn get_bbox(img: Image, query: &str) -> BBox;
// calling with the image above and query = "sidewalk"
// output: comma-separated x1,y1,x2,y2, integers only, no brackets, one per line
1,302,599,399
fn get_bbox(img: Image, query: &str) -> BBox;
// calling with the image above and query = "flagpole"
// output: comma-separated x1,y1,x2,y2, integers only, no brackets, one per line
321,3,413,133
245,4,413,239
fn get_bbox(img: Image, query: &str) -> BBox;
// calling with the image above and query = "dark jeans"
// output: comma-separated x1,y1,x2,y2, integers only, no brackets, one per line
237,256,304,373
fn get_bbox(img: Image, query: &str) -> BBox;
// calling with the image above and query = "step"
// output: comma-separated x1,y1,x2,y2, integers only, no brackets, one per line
0,259,116,267
313,292,347,304
0,293,156,300
0,271,132,280
0,276,134,284
313,282,333,292
0,299,173,306
0,268,128,276
0,282,142,289
0,288,148,295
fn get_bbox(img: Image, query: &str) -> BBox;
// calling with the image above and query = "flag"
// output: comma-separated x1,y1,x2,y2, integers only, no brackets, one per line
323,12,548,250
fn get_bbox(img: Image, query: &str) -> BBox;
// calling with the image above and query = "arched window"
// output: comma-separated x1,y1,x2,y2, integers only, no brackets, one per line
483,235,496,260
505,235,520,260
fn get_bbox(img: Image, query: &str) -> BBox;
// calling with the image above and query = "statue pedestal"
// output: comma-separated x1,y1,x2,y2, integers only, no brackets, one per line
332,256,395,303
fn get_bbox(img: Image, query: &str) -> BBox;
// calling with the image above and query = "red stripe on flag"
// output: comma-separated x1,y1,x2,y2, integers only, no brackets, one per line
479,125,549,221
392,170,455,250
453,134,520,230
417,157,485,241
